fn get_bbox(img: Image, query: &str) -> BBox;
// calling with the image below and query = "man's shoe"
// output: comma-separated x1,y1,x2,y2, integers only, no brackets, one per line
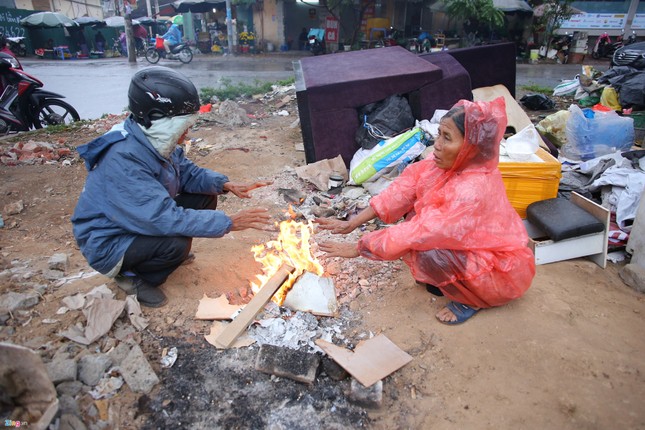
181,252,195,266
114,274,136,294
133,278,168,308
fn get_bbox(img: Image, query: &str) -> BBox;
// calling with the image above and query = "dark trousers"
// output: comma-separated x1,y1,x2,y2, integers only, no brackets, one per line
120,193,217,286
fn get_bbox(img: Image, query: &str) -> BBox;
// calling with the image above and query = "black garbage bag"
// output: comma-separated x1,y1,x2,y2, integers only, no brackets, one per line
355,94,415,150
520,93,555,111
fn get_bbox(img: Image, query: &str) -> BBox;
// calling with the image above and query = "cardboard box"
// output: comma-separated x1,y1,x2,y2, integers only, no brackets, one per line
499,147,562,219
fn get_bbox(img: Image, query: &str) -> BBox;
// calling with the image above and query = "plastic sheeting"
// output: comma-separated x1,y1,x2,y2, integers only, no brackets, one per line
357,98,535,308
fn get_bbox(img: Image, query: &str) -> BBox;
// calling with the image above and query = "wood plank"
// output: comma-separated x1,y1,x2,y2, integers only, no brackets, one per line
214,264,295,348
316,334,413,387
571,191,610,269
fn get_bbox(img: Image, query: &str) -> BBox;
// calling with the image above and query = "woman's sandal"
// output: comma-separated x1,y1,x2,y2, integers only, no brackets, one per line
437,301,479,325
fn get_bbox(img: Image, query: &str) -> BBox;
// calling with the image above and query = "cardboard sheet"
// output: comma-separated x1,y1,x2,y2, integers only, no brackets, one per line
473,84,532,134
315,334,413,387
195,294,243,320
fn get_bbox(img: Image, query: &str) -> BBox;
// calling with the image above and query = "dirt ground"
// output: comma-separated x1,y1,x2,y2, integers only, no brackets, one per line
1,89,644,430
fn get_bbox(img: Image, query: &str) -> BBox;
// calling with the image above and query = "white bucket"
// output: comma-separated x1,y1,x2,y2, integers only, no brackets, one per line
266,42,274,52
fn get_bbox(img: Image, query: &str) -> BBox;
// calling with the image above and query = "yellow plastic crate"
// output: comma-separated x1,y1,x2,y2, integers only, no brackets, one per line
499,147,562,219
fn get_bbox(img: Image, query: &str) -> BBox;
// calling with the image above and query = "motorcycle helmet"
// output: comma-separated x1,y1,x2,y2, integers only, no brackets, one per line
128,67,200,128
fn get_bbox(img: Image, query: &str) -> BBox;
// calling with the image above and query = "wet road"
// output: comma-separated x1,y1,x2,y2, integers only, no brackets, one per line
23,53,307,121
23,53,613,121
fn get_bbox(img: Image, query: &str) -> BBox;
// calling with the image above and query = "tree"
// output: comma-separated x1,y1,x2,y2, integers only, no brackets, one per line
531,0,576,53
300,0,377,48
446,0,505,46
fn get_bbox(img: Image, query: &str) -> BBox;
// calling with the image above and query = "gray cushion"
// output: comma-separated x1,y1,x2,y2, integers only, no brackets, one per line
526,198,605,242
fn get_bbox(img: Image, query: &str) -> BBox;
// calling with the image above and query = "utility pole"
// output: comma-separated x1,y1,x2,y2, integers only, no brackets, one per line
125,1,136,63
225,0,235,55
145,0,152,18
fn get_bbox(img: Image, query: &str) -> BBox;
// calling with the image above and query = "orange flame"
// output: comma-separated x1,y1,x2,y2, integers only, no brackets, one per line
250,219,324,304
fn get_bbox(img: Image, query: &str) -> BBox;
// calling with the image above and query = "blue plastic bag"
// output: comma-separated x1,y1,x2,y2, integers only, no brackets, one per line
563,104,634,161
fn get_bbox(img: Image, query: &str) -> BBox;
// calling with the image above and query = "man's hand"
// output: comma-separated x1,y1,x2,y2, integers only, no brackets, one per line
314,217,356,235
318,241,360,258
224,181,273,199
230,208,274,231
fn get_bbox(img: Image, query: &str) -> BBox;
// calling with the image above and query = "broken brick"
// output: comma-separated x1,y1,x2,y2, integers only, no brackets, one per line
255,344,320,385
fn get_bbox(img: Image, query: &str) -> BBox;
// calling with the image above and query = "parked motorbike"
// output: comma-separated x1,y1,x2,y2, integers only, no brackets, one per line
145,37,193,64
592,30,629,59
0,54,79,133
307,29,325,56
6,36,27,57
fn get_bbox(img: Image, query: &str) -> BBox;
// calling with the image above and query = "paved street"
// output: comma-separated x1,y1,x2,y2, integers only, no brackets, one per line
23,51,613,121
25,52,306,120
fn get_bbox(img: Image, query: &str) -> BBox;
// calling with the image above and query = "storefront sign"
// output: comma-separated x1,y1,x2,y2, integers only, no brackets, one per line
325,16,338,43
561,13,626,30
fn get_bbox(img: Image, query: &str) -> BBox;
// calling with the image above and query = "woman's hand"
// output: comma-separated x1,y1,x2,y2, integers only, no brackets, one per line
314,217,356,235
318,241,360,258
224,181,273,199
229,208,274,231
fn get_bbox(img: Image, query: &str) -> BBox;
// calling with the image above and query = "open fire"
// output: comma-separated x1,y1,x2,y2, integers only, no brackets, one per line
250,218,324,305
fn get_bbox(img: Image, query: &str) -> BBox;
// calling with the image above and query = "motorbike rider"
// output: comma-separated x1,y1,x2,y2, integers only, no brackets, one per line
71,67,273,307
133,24,148,52
161,21,182,54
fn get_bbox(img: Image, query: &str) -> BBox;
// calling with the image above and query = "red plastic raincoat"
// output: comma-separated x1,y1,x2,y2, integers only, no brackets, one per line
358,98,535,308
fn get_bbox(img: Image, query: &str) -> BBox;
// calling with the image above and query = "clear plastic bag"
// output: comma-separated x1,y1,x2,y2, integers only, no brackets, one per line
562,104,634,161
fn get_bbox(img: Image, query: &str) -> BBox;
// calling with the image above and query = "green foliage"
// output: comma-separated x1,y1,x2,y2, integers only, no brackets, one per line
446,0,505,31
532,0,577,47
199,77,295,102
519,84,552,95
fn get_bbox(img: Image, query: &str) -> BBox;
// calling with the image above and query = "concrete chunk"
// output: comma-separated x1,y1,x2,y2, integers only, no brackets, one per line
78,354,113,386
45,357,77,384
619,263,645,293
48,253,69,272
119,344,159,394
255,344,320,385
0,291,40,313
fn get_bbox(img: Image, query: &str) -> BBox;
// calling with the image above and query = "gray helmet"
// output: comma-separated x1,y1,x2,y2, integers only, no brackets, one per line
128,67,199,127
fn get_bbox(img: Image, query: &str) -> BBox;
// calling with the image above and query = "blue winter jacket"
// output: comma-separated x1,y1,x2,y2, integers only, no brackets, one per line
71,116,232,275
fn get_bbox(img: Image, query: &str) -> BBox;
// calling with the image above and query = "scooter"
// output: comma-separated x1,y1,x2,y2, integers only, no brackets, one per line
6,36,27,57
307,29,325,56
592,31,624,59
0,54,79,133
145,37,193,64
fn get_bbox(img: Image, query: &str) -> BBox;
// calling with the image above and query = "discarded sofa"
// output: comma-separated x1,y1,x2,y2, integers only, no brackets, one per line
294,43,517,167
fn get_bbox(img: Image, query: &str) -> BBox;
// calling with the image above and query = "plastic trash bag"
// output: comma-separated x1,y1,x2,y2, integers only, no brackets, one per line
355,94,416,150
520,93,555,110
562,104,634,161
502,124,540,160
553,76,580,96
536,110,570,148
599,86,622,111
349,128,427,185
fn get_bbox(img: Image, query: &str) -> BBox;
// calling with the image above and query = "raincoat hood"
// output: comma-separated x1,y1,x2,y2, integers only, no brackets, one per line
448,97,506,174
